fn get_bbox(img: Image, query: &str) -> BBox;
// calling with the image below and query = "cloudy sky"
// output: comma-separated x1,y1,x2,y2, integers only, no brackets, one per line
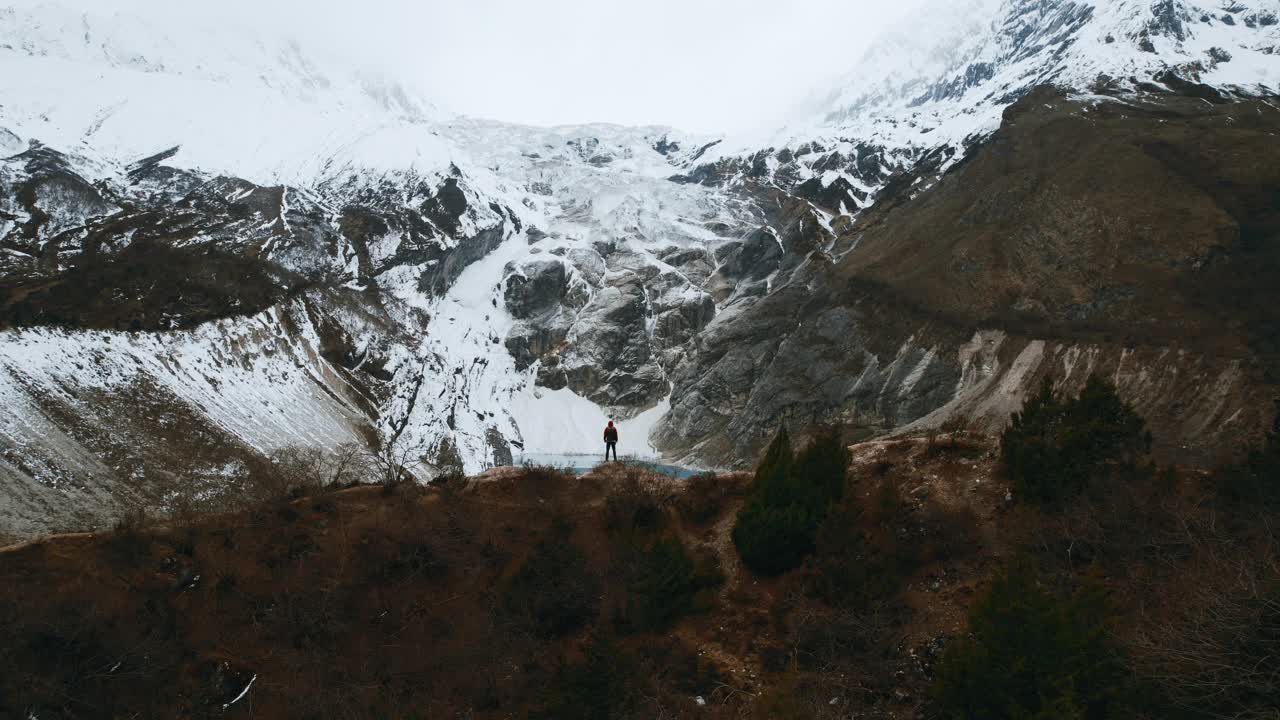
11,0,929,133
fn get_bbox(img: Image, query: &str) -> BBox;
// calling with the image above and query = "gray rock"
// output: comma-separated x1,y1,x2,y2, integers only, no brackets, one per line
536,353,569,390
561,282,667,409
503,259,569,319
486,427,513,467
567,247,606,285
504,315,571,371
712,226,784,282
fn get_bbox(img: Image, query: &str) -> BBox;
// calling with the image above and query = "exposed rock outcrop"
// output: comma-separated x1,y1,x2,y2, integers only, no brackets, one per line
658,91,1280,468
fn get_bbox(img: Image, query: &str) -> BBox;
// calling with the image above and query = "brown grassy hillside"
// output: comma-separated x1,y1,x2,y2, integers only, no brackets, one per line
1,435,1276,720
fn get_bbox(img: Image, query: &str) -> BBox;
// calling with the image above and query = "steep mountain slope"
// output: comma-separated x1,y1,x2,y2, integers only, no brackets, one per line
685,0,1279,215
0,3,441,181
660,88,1280,467
652,0,1280,467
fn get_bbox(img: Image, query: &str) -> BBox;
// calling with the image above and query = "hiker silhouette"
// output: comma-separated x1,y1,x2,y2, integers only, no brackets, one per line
603,420,619,461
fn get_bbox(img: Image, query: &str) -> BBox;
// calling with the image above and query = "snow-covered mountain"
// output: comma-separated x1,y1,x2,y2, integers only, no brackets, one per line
687,0,1279,213
0,3,773,534
1,0,1279,536
0,2,445,181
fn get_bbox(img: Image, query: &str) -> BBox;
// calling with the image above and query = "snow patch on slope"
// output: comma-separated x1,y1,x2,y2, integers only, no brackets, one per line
0,303,371,463
0,3,447,184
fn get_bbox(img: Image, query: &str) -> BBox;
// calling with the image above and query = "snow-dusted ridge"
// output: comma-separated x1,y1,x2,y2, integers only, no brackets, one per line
0,2,445,183
693,0,1280,212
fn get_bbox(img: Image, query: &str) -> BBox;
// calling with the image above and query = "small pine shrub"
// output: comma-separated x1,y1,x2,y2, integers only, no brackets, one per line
754,426,795,496
805,480,971,608
733,500,819,576
807,492,907,607
733,427,850,576
807,498,877,606
933,561,1130,719
1068,375,1152,465
784,428,849,511
1002,375,1150,506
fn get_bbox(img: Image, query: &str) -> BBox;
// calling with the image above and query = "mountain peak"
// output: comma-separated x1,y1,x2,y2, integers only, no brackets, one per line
808,0,1278,138
0,2,443,182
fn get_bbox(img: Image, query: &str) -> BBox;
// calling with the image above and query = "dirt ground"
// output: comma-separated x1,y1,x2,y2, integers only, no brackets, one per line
0,436,1012,719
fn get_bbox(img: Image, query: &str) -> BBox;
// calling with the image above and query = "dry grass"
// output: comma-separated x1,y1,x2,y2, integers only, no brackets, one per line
2,434,1273,719
0,467,757,719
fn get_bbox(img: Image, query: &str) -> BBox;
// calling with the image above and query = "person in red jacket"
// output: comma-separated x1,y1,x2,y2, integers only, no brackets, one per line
603,420,619,461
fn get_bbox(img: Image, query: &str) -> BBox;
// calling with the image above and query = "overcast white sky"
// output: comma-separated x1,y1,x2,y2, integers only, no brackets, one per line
15,0,930,133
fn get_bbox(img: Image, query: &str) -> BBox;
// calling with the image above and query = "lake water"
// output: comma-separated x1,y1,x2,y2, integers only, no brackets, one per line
514,452,703,479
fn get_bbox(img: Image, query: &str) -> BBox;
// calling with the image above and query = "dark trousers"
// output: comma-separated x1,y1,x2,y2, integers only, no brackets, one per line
605,442,617,461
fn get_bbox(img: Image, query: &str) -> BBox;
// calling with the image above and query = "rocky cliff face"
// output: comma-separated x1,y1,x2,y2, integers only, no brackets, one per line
0,142,509,330
659,88,1280,467
0,113,756,534
1,1,1279,535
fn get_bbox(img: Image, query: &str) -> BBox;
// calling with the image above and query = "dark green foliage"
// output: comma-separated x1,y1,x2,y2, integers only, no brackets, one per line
733,501,818,576
1215,430,1280,507
775,428,849,511
1001,379,1071,504
733,427,850,576
534,634,632,720
1068,376,1151,464
934,562,1130,719
1001,376,1150,506
807,499,877,607
615,537,723,633
501,539,600,638
754,425,796,500
807,479,980,608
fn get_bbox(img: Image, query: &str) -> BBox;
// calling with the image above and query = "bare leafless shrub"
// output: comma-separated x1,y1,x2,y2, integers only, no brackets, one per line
364,431,429,488
604,472,671,534
104,502,153,568
791,602,896,675
1130,544,1280,720
282,443,369,488
677,472,742,524
244,443,374,504
925,427,941,456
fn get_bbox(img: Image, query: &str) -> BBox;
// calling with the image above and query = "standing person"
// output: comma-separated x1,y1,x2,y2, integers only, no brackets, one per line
603,420,619,461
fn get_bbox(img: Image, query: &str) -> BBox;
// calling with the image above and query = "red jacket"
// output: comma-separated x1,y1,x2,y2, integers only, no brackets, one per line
604,426,618,443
